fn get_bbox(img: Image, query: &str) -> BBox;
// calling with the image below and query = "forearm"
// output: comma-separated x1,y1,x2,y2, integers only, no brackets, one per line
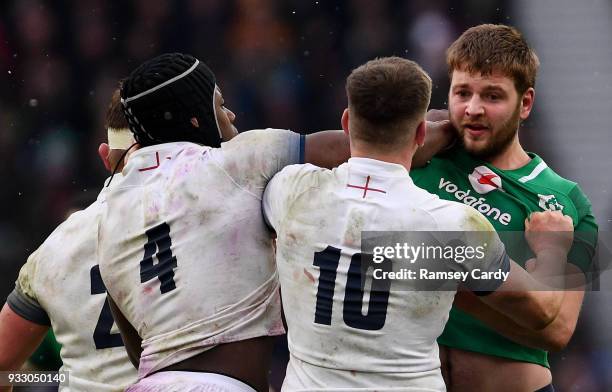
529,249,568,290
0,303,49,392
457,291,561,350
458,268,585,350
519,248,572,325
304,131,350,169
457,291,540,347
481,261,563,330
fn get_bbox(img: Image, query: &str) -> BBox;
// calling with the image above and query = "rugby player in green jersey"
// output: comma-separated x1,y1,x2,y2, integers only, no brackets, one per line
411,24,598,392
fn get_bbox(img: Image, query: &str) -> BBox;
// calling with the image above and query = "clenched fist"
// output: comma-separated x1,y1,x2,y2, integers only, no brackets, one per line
525,211,574,256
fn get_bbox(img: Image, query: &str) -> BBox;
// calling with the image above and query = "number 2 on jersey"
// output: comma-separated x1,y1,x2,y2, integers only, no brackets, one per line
313,246,391,331
90,265,123,349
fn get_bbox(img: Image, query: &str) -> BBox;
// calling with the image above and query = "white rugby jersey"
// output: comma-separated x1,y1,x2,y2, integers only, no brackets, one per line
97,129,302,379
8,181,137,392
263,158,509,391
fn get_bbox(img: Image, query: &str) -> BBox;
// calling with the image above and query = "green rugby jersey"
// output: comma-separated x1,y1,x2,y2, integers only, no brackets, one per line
410,145,598,367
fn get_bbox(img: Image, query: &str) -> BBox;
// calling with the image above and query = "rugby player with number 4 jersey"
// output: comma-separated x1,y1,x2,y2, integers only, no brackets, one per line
411,24,598,392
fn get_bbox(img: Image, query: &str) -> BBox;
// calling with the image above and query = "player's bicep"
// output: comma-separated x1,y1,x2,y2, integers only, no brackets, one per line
304,130,350,169
0,303,49,370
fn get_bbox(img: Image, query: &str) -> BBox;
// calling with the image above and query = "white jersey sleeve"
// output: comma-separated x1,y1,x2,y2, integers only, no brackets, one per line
9,248,51,326
8,184,137,392
216,128,304,196
263,163,321,231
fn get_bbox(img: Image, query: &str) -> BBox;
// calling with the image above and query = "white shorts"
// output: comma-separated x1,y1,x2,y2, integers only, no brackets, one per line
126,371,257,392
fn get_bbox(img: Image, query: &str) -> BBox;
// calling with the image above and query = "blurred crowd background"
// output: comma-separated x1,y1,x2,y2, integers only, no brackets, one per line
1,0,611,391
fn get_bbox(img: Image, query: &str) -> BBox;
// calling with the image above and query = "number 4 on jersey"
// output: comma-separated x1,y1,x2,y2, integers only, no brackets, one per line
140,222,178,294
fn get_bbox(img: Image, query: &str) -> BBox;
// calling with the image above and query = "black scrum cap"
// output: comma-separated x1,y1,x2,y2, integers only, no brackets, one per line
121,53,221,147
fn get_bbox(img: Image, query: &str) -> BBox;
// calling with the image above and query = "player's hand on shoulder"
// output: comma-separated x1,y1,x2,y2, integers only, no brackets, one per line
425,109,452,138
424,120,453,143
524,211,574,256
425,109,449,122
415,109,455,165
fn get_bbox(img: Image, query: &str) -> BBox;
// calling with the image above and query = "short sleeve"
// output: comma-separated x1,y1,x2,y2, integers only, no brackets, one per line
567,185,598,275
217,129,304,194
7,249,51,326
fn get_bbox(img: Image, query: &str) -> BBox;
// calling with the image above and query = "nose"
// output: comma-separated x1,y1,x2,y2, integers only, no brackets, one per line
465,96,484,117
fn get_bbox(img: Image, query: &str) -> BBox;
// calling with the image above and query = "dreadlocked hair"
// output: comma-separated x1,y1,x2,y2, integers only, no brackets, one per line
120,53,221,147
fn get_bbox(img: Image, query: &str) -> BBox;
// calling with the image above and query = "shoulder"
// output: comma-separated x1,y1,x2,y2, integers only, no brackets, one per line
217,129,302,171
522,154,585,201
272,163,328,190
417,192,494,231
36,199,101,266
529,158,579,195
224,128,299,150
58,199,103,237
17,198,101,295
524,157,594,219
278,162,326,176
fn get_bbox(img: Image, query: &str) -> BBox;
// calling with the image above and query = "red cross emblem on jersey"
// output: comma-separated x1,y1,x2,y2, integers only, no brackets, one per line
138,151,172,172
347,175,387,198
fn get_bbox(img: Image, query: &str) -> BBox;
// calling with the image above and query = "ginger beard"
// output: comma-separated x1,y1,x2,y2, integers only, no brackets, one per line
452,100,522,160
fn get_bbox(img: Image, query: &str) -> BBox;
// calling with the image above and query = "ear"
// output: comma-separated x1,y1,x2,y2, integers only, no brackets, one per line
520,87,535,120
190,117,200,128
98,143,111,171
415,120,426,148
341,108,350,137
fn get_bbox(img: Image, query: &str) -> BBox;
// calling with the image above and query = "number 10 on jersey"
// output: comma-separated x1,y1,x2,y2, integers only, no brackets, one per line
313,246,391,331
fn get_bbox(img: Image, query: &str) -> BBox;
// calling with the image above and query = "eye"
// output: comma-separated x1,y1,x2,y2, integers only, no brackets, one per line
487,94,500,101
455,90,470,98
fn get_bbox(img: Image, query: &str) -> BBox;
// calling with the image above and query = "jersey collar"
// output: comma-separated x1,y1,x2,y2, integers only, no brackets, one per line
453,147,546,179
499,152,545,177
130,141,197,156
347,157,410,177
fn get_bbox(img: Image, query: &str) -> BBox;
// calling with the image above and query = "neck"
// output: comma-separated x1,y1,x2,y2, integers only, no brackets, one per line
487,136,531,170
351,144,414,172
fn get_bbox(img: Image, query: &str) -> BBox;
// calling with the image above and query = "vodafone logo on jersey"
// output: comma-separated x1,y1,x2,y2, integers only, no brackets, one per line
468,166,503,194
